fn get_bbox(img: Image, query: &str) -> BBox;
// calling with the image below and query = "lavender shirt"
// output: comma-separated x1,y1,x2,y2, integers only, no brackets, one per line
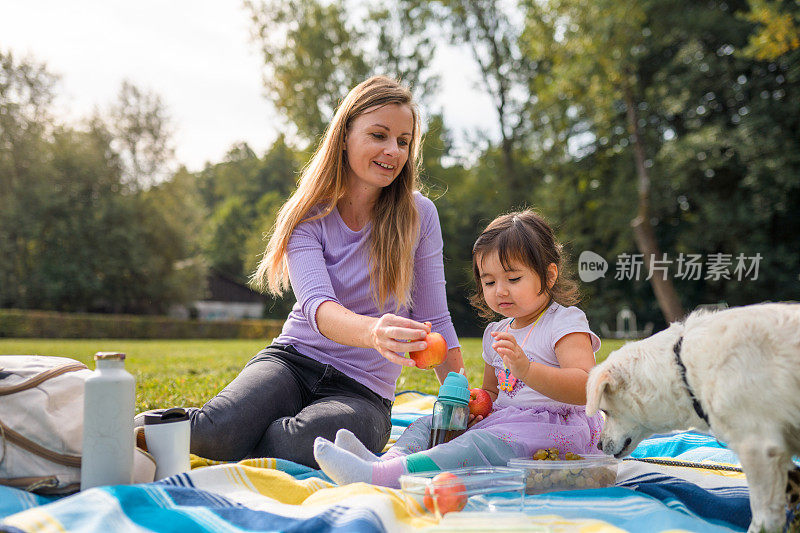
482,302,601,408
274,192,460,400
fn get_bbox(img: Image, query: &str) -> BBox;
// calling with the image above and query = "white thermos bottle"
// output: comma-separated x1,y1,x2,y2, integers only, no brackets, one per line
143,408,191,480
80,351,135,490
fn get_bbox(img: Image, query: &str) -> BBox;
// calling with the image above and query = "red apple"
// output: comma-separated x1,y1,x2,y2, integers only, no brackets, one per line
423,472,468,515
409,332,447,369
468,388,493,418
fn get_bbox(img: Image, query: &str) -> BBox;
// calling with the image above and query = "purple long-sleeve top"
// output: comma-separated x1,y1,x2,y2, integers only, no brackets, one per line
273,191,460,400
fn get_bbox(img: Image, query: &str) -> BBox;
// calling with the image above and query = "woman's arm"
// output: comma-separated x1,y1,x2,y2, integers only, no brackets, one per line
287,217,431,367
492,331,594,405
317,302,463,376
288,200,462,377
316,301,429,367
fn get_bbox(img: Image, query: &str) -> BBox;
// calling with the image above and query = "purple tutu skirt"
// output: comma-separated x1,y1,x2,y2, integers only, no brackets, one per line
469,403,604,456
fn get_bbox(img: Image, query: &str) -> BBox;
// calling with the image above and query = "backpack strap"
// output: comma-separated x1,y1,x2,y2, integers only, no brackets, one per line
0,419,82,468
0,475,76,494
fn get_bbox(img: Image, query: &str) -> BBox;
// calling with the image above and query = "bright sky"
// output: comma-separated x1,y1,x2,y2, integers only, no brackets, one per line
1,0,495,172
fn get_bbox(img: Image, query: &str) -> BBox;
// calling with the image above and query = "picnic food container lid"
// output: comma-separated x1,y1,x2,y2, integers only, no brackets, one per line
144,407,190,425
508,453,619,470
436,372,470,405
94,351,126,361
400,466,526,496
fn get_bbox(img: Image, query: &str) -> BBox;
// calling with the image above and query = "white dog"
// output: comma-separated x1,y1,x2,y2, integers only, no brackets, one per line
586,302,800,533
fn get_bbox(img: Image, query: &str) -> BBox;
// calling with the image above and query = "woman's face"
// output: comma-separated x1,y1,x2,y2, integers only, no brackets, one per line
344,103,414,194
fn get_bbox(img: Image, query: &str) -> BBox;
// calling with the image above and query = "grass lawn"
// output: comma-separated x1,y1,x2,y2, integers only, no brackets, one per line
0,338,625,412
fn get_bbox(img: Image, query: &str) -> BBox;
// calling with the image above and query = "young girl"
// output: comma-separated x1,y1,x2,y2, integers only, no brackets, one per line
314,210,603,487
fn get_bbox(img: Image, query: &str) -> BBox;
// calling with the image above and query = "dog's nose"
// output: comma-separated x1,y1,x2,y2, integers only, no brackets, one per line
597,441,603,451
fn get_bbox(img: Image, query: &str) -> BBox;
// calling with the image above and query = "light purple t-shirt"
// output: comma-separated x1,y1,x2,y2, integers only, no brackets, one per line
274,191,460,400
481,302,600,409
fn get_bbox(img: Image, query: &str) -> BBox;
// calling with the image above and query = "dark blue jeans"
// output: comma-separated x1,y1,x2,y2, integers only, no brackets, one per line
187,344,393,468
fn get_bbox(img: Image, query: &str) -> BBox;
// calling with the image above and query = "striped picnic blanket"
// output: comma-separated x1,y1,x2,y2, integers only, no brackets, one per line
0,392,753,532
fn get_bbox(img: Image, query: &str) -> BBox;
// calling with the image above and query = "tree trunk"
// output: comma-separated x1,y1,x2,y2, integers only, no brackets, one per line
623,84,685,323
465,0,520,193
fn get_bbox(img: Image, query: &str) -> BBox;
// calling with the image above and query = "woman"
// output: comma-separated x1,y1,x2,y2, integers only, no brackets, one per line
178,76,463,467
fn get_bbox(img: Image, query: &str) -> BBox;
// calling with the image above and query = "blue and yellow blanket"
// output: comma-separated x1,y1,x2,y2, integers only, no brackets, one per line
1,392,752,532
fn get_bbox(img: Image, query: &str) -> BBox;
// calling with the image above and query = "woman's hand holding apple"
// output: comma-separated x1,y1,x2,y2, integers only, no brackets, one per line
408,322,448,369
369,314,431,367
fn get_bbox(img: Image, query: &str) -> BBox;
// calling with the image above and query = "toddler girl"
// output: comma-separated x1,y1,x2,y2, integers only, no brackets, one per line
314,209,603,487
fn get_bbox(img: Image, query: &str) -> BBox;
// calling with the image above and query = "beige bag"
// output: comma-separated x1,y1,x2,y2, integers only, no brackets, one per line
0,355,155,494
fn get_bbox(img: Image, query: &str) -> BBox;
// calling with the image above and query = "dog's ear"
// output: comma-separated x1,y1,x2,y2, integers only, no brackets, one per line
586,366,616,416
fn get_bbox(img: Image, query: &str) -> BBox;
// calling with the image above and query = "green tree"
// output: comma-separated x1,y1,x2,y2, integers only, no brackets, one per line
13,121,206,314
644,0,800,308
245,0,371,143
197,142,263,206
254,135,300,198
245,0,439,146
1,51,207,313
204,196,254,279
741,0,800,60
244,190,297,318
431,0,539,192
141,167,208,308
522,0,685,322
518,0,799,328
197,137,301,283
107,80,175,189
0,50,59,307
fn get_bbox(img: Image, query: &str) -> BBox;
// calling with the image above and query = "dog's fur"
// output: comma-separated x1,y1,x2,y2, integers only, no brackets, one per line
586,303,800,533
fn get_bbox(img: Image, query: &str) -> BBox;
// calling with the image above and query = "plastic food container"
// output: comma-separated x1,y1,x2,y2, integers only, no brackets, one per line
400,466,526,520
507,454,619,495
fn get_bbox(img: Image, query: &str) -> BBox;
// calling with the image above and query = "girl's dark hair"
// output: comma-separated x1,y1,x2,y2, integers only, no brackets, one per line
469,209,581,321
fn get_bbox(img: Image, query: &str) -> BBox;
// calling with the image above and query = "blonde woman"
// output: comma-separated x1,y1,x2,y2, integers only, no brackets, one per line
167,76,463,467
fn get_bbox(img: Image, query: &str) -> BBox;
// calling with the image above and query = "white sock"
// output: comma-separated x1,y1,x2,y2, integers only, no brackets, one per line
314,437,373,485
334,429,380,462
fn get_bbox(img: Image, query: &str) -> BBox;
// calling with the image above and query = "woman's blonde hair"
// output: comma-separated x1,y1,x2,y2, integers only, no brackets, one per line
254,75,422,310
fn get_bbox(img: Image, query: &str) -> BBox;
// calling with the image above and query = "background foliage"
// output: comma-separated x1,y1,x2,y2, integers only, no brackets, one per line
1,0,798,336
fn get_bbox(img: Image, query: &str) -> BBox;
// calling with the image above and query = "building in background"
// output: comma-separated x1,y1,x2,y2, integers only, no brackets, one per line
171,269,266,320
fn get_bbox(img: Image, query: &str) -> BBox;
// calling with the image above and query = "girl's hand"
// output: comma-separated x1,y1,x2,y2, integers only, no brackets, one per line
369,314,431,367
468,413,485,428
491,331,530,379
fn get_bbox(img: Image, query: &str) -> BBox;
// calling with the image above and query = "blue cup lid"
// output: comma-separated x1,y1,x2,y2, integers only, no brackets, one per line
437,371,469,405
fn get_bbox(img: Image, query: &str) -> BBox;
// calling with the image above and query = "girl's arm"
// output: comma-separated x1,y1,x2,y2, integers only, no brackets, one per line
481,362,499,401
491,331,594,405
435,347,465,384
